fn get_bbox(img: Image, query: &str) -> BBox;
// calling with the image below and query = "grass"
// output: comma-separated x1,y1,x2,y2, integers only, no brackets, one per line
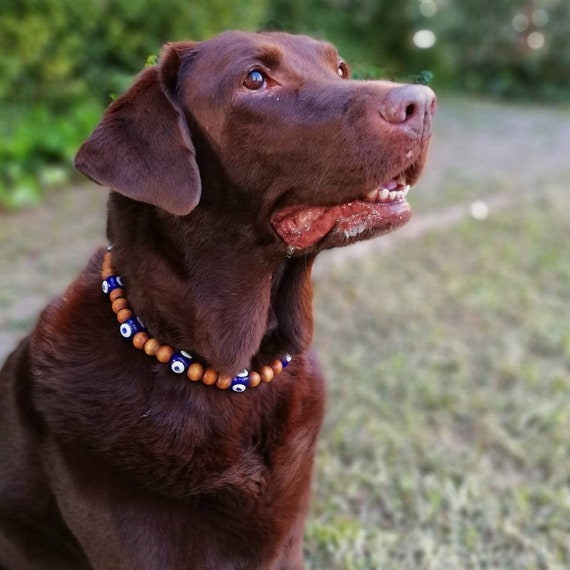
307,136,570,566
1,97,570,568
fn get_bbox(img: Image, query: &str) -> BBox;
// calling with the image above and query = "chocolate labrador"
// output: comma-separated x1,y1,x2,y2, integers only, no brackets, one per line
0,31,435,569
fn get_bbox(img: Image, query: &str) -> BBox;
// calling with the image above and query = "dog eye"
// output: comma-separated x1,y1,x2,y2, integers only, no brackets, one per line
337,62,349,79
244,69,267,91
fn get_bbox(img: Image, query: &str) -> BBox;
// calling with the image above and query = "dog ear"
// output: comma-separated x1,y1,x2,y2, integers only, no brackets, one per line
74,43,201,216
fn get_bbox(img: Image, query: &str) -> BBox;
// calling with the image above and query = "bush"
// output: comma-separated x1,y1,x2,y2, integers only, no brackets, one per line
0,101,102,208
435,0,570,100
0,0,266,208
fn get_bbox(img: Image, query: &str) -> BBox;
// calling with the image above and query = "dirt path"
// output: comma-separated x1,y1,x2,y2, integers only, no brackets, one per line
0,187,107,360
1,96,569,361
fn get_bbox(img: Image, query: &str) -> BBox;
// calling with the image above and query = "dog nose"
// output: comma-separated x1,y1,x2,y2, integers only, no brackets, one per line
379,84,436,132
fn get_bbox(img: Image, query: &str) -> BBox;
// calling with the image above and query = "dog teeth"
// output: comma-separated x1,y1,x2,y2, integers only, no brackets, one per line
363,183,411,205
366,189,379,202
368,184,411,204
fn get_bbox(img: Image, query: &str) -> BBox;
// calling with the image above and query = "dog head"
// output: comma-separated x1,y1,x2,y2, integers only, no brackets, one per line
75,31,435,255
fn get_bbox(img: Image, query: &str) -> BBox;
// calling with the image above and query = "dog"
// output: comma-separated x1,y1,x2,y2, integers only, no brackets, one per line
0,31,435,569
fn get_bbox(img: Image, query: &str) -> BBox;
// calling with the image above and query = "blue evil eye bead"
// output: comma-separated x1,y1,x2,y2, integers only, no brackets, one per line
231,370,250,393
169,350,193,374
119,317,145,339
102,275,124,295
281,354,293,368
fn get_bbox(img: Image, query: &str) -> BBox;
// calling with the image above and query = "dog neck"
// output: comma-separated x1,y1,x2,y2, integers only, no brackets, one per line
106,193,315,377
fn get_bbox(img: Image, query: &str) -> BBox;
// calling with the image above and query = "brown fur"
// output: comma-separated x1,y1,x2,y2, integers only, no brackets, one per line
0,31,434,569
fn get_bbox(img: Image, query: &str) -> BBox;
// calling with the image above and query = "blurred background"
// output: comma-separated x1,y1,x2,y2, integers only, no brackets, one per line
2,1,570,568
1,0,569,207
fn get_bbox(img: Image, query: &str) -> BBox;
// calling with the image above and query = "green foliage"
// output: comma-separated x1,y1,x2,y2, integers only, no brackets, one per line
0,0,267,208
434,0,570,100
0,101,101,208
266,0,441,79
267,0,570,99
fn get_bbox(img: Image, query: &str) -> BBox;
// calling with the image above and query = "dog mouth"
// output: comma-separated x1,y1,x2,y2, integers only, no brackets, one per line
271,174,412,250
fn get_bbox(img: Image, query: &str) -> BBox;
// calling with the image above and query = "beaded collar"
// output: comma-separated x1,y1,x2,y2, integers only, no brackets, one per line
101,246,292,393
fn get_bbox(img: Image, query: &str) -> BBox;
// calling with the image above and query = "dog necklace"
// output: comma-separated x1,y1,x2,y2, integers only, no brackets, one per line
101,246,292,393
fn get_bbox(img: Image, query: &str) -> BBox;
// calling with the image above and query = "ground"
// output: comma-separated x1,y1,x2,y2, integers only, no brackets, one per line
1,96,570,569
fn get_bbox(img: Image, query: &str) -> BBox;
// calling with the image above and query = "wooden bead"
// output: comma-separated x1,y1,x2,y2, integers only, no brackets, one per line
103,252,112,265
132,332,150,350
101,267,115,279
116,308,133,323
144,337,160,356
156,345,174,363
187,362,205,382
202,368,219,386
271,360,283,376
260,365,274,383
111,298,129,313
109,288,125,302
216,374,232,390
249,371,261,388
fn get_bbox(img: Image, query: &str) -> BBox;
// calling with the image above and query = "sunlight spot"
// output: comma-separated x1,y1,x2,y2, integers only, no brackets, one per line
528,32,545,50
413,29,436,49
532,9,549,27
419,0,437,18
512,14,530,32
470,201,489,220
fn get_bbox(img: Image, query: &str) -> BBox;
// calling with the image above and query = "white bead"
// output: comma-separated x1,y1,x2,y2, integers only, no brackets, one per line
232,384,247,393
171,361,186,374
120,323,132,338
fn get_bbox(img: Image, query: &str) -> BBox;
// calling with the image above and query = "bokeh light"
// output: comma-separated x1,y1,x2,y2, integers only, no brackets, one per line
419,0,437,18
532,9,549,27
413,29,437,49
527,31,546,50
512,14,530,32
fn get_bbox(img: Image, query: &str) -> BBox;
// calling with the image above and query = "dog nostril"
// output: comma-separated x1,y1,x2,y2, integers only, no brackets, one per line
379,85,435,127
405,103,416,120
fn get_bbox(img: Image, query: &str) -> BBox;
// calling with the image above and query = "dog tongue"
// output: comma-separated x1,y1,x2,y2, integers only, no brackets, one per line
272,202,382,249
271,206,336,249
